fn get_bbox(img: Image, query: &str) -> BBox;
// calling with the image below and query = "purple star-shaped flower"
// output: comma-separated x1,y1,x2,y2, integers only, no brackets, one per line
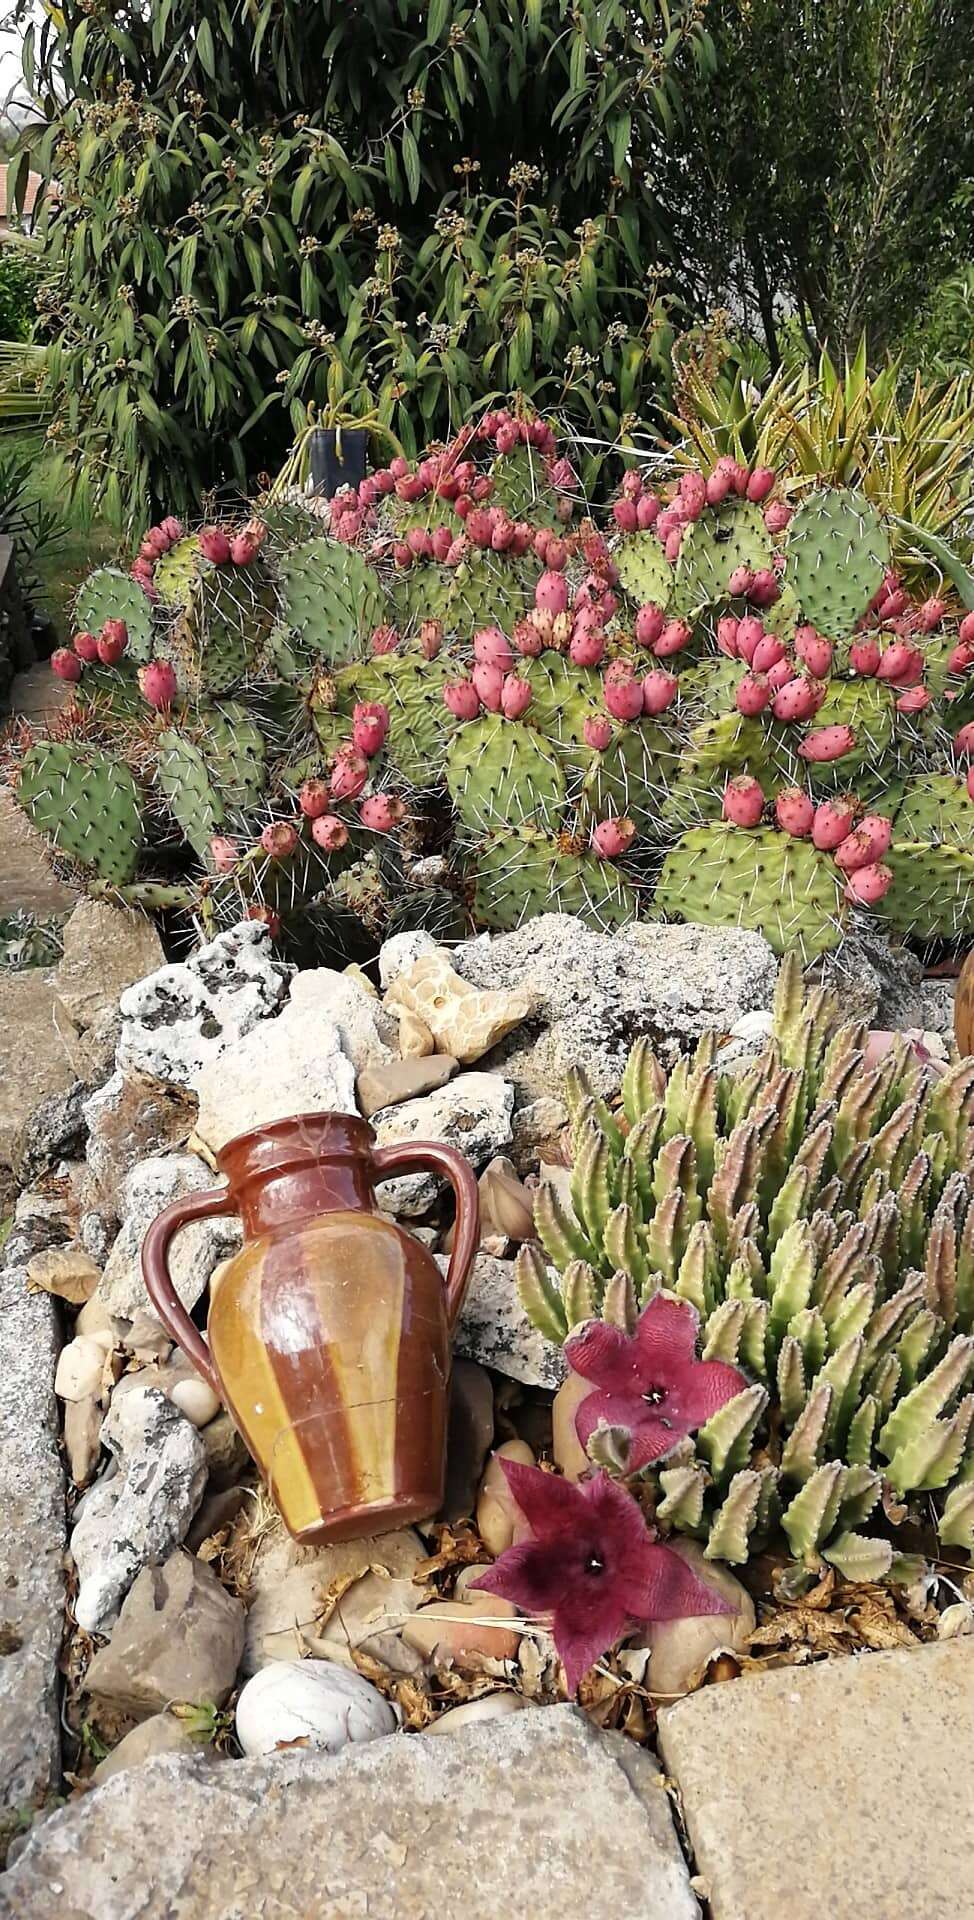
469,1460,730,1694
565,1293,746,1472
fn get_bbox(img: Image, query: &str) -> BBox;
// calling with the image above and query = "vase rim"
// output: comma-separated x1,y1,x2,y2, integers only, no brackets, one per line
216,1110,377,1182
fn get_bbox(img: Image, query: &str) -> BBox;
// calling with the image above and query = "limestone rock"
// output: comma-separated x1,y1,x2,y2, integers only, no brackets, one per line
96,1153,240,1329
0,1706,700,1919
63,1394,103,1488
440,1360,495,1523
510,1094,569,1167
235,1659,395,1758
71,1386,207,1634
54,1335,109,1403
640,1541,755,1698
395,1008,435,1058
386,948,537,1064
54,901,163,1034
377,928,438,990
84,1552,245,1718
116,922,291,1089
453,1252,566,1389
26,1244,100,1306
357,1053,457,1118
82,1070,196,1220
169,1375,220,1428
284,968,398,1070
192,1005,356,1153
242,1521,428,1676
373,1074,514,1217
451,914,778,1099
402,1574,521,1667
426,1692,526,1735
475,1440,535,1555
92,1712,201,1785
0,968,79,1186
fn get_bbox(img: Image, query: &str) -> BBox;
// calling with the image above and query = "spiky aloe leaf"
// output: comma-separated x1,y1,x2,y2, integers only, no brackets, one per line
621,1038,666,1127
534,1180,597,1272
695,1383,768,1484
878,1335,974,1460
823,1532,894,1582
777,1336,807,1426
780,1383,832,1484
656,1461,707,1530
601,1269,638,1334
704,1470,763,1565
885,1395,974,1496
603,1204,648,1293
561,1260,602,1328
514,1245,568,1343
781,1460,846,1558
939,1481,974,1551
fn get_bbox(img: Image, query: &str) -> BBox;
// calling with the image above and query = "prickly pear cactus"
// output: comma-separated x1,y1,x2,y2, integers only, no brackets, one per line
470,829,638,932
277,538,386,666
16,741,144,884
784,488,891,634
73,570,155,663
656,824,845,958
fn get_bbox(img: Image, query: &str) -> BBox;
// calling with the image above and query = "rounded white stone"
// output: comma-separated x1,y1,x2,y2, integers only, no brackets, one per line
169,1376,221,1428
235,1659,396,1758
425,1691,525,1735
54,1336,107,1403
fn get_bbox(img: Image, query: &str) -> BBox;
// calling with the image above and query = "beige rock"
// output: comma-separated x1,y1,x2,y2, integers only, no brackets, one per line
396,1009,435,1058
312,1570,431,1676
640,1541,755,1699
63,1393,103,1487
425,1691,526,1735
26,1246,100,1306
478,1156,535,1241
82,1070,196,1219
386,950,537,1065
117,1311,173,1362
75,1293,120,1352
54,901,164,1034
92,1711,202,1785
551,1373,591,1481
403,1570,522,1668
441,1358,495,1524
54,1335,110,1403
84,1551,245,1719
169,1376,221,1429
242,1520,428,1675
475,1440,535,1556
0,969,80,1184
356,1054,458,1119
200,1411,249,1489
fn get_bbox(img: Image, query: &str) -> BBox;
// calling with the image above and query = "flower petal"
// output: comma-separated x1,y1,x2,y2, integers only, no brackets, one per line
564,1319,646,1393
633,1292,701,1375
573,1386,693,1468
467,1538,563,1616
665,1357,748,1430
498,1457,587,1539
629,1540,734,1623
552,1589,632,1696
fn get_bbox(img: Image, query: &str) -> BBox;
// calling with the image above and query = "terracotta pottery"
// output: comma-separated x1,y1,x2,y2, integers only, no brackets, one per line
141,1112,479,1545
956,951,974,1057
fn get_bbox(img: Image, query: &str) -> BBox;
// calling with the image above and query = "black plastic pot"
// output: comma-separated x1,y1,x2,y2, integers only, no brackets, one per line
309,426,368,497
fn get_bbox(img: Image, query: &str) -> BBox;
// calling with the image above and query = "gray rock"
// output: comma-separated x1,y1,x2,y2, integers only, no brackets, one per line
285,968,398,1070
84,1552,245,1719
192,1002,357,1152
116,922,291,1089
453,1252,566,1389
82,1070,196,1221
0,1253,65,1826
357,1054,458,1118
373,1073,514,1216
0,1705,700,1920
70,1386,207,1634
92,1712,202,1785
451,914,778,1098
0,968,79,1187
377,927,438,990
96,1153,240,1328
440,1359,495,1523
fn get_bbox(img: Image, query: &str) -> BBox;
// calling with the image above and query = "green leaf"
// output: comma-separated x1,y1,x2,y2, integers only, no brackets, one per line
401,129,420,202
196,18,216,79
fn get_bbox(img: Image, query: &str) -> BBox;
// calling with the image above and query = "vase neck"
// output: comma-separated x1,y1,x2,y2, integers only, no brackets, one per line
216,1114,379,1237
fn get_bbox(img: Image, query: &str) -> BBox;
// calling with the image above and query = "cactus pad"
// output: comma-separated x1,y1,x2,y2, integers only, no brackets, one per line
675,498,776,610
73,570,155,663
16,741,144,884
614,532,674,608
277,539,386,665
471,829,638,931
656,823,844,956
785,488,891,633
447,715,566,832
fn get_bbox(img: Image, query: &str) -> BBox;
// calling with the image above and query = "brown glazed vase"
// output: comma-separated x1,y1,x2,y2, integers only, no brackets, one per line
956,951,974,1058
141,1112,480,1545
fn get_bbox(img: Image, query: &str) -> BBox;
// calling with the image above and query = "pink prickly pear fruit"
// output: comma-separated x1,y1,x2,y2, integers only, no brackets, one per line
584,715,613,751
678,471,707,520
472,661,504,712
352,701,390,757
633,493,659,530
311,813,349,852
51,647,83,682
474,626,514,672
716,615,740,658
641,669,679,715
603,663,644,722
749,568,781,608
968,765,974,802
545,537,568,571
535,569,570,617
746,467,776,503
960,612,974,647
728,565,755,599
209,835,238,874
612,497,639,533
138,660,178,709
766,658,797,693
850,635,882,676
532,527,552,561
405,527,432,559
656,506,682,542
329,748,369,801
501,673,533,719
834,818,892,874
948,643,974,675
298,778,331,819
775,787,815,838
735,614,765,664
140,528,167,561
751,633,787,674
569,627,606,668
621,471,643,500
844,862,892,906
812,797,860,850
101,618,128,652
260,820,299,860
443,678,481,721
795,626,833,678
896,685,931,715
664,527,683,564
917,597,946,632
359,793,406,832
876,642,924,686
955,722,974,756
764,500,792,535
736,672,772,716
773,675,819,723
96,629,126,666
198,526,231,564
798,724,857,763
513,618,544,658
430,525,453,562
592,816,636,860
634,602,666,649
159,515,183,544
654,618,692,659
392,543,413,570
731,463,749,495
419,618,444,659
72,629,99,663
370,624,400,656
876,588,909,622
705,469,733,506
723,776,765,828
445,537,467,567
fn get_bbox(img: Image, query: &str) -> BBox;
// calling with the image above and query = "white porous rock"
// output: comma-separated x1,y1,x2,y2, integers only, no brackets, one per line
284,969,398,1071
377,929,439,992
234,1659,396,1758
450,914,778,1098
450,1253,566,1390
373,1074,514,1217
96,1153,240,1329
116,922,291,1089
192,1005,357,1154
71,1386,207,1634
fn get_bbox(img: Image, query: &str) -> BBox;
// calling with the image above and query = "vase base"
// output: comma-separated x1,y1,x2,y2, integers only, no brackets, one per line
282,1489,444,1547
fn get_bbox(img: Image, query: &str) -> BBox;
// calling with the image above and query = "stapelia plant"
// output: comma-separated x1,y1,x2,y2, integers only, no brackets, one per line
468,1459,730,1695
517,955,974,1579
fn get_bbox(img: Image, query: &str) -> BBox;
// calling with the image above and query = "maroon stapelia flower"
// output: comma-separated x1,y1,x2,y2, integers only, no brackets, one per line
565,1293,746,1472
469,1461,730,1694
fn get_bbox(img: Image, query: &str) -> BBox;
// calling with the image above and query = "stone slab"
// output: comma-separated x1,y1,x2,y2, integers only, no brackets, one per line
658,1639,974,1920
0,969,80,1188
0,787,80,918
1,1704,699,1918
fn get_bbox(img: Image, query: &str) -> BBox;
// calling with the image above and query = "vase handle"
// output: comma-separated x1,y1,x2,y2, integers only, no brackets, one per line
372,1139,480,1329
141,1186,231,1397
